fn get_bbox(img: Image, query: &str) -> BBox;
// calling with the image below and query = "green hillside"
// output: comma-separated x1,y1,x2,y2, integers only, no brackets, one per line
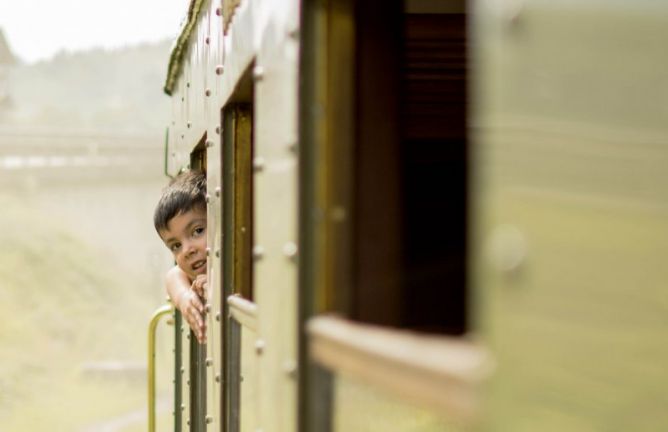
5,40,172,132
0,193,170,430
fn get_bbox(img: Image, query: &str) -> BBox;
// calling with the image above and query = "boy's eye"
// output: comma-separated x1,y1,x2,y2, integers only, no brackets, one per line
170,243,181,252
193,227,205,236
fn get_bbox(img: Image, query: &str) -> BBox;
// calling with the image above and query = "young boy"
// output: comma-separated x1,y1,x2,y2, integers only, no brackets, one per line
153,170,208,343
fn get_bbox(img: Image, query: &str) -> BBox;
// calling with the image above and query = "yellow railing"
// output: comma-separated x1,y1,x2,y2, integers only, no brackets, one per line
148,304,173,432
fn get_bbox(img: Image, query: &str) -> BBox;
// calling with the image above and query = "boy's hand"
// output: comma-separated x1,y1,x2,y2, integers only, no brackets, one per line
177,288,207,344
191,274,208,299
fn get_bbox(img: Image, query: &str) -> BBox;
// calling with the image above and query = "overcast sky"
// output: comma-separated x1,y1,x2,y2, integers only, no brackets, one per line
0,0,188,63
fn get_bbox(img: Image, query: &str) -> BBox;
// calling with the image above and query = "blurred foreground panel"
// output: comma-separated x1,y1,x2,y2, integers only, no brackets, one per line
473,1,668,430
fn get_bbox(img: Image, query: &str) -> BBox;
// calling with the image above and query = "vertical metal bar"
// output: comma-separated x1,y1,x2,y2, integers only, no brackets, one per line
164,127,173,179
174,310,183,432
148,304,174,432
297,1,334,431
226,317,241,432
222,106,235,432
189,335,207,431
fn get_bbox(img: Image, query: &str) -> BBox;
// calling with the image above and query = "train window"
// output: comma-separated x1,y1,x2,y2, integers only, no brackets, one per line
222,98,254,301
301,2,471,429
346,3,468,335
398,9,468,334
305,1,468,335
190,133,208,172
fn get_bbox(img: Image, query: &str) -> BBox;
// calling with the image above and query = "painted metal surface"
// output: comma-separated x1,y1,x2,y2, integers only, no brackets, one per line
165,1,300,431
254,3,300,430
472,1,668,429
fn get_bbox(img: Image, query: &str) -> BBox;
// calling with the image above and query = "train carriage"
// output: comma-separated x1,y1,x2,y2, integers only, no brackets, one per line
149,0,668,431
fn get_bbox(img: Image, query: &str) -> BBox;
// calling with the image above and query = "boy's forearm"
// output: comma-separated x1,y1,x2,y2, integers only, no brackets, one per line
165,266,191,310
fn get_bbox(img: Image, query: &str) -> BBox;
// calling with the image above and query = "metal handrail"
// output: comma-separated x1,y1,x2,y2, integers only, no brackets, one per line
148,304,174,432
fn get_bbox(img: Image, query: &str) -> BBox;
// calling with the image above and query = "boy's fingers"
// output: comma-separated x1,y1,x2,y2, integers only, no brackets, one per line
190,294,204,313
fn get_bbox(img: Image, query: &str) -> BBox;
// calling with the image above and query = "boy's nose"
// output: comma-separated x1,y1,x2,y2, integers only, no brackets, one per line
184,242,197,257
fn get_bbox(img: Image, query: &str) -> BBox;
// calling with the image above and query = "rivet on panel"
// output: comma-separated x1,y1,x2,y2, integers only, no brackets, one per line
215,7,222,16
206,357,213,367
252,65,264,81
205,304,211,313
215,311,221,321
331,206,347,222
215,249,220,258
283,360,297,378
215,125,221,134
252,157,265,172
205,88,211,97
205,36,210,45
181,403,185,411
255,339,266,355
206,140,214,147
206,416,213,424
215,65,224,75
206,194,211,203
283,242,298,259
215,186,221,197
187,121,192,128
252,245,265,261
206,247,211,256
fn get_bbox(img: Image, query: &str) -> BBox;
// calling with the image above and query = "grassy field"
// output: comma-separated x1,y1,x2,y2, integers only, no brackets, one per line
0,192,173,431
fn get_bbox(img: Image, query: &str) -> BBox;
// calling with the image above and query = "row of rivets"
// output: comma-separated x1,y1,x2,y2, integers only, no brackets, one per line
246,243,298,260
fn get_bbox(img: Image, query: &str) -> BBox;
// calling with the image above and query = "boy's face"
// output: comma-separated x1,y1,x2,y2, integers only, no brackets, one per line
159,208,207,280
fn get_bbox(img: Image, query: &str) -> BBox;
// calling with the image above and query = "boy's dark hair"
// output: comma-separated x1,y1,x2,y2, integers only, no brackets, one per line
154,170,207,233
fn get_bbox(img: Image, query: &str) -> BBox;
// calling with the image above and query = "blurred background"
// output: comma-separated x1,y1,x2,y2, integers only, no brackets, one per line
0,1,184,430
